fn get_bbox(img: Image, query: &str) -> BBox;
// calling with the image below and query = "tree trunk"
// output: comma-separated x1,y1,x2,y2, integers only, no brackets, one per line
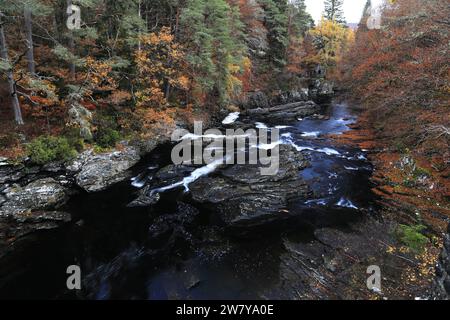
0,16,24,125
24,8,35,74
67,0,76,80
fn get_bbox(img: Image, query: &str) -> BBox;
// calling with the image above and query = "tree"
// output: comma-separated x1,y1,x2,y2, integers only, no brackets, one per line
306,17,354,75
259,0,289,70
288,0,313,37
285,0,313,76
0,0,52,75
323,0,346,25
134,27,189,109
0,12,24,125
180,0,247,106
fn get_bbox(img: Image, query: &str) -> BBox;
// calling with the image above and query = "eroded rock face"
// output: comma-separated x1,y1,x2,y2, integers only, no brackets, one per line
246,100,320,122
73,146,141,193
0,178,68,217
189,144,310,227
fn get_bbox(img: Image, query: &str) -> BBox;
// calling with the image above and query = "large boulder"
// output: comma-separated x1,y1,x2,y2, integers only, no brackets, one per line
72,146,141,192
0,178,68,217
189,144,310,227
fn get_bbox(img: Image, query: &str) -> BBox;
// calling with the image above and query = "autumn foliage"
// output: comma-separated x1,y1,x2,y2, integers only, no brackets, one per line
341,0,449,156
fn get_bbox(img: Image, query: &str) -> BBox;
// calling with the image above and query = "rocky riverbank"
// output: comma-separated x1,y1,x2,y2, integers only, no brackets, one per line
0,138,164,255
331,105,450,299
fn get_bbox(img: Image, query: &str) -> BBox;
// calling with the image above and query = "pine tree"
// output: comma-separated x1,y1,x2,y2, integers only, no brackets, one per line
181,0,247,106
289,0,314,37
323,0,346,25
259,0,289,71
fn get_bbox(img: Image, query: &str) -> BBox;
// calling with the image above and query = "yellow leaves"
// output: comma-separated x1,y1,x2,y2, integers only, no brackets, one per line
134,27,190,109
307,17,355,71
84,56,117,93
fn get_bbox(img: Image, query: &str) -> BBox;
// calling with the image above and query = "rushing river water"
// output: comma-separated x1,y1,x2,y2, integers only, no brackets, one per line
0,102,376,299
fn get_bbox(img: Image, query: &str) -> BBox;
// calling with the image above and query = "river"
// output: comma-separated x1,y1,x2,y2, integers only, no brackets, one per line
0,102,377,299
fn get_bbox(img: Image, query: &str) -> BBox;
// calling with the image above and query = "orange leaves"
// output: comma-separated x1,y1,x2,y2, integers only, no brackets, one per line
85,56,117,92
134,27,190,109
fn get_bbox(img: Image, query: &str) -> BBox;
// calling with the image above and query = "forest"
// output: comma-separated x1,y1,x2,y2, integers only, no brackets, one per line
0,0,449,301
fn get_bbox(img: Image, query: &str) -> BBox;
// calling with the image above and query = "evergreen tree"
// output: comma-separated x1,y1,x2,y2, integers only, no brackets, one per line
0,0,52,74
289,0,314,37
259,0,289,71
323,0,346,25
180,0,247,106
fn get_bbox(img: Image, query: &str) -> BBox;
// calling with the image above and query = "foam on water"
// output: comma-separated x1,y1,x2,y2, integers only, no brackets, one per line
301,131,320,138
336,198,358,209
255,122,268,129
222,112,240,125
154,158,226,193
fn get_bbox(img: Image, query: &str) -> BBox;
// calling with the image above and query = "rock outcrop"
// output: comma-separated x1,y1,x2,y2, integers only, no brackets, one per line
70,146,141,193
0,136,165,256
0,178,68,217
0,177,71,250
309,79,334,105
245,100,320,122
189,144,310,227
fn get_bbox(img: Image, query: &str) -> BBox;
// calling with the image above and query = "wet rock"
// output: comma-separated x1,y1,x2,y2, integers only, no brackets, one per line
13,211,71,225
246,100,320,122
148,202,199,241
74,146,141,192
0,211,71,253
189,144,310,226
263,220,400,300
156,165,196,185
0,178,68,217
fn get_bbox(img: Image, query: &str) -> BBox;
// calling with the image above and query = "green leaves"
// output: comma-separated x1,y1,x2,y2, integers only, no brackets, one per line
181,0,247,106
52,44,85,67
0,0,52,16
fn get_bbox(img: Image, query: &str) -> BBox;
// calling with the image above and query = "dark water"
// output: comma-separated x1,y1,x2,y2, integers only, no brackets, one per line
0,102,376,300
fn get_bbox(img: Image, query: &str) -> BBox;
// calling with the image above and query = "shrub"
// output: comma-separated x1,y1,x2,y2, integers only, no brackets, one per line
95,128,120,148
63,127,85,152
396,224,429,253
27,136,77,165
